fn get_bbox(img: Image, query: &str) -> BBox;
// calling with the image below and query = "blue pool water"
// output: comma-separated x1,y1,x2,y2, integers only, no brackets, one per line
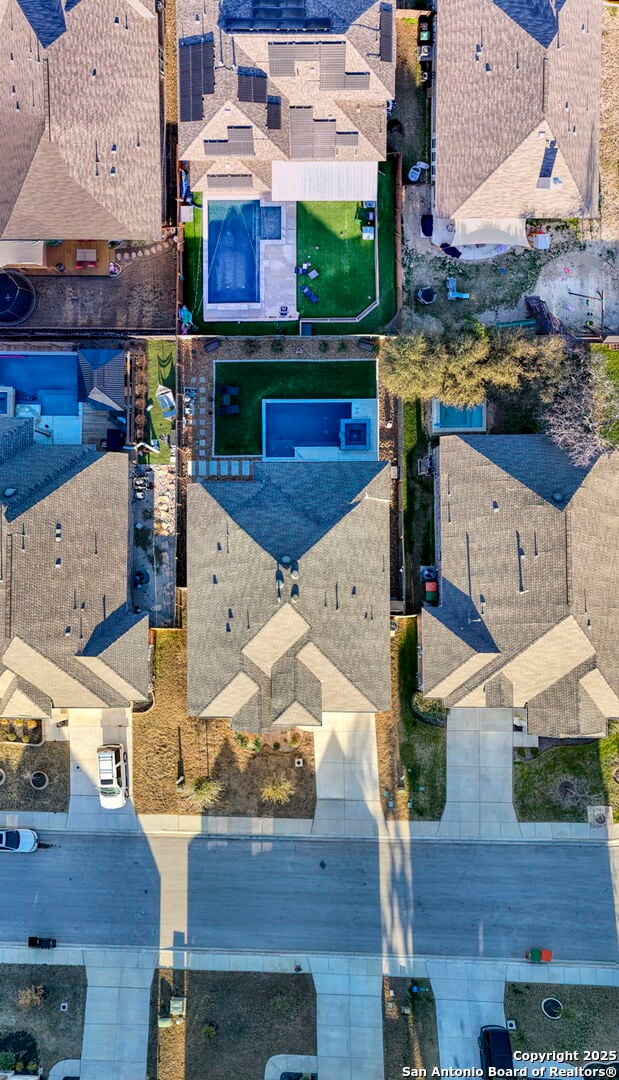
0,352,78,415
207,200,260,305
438,403,485,430
264,400,352,458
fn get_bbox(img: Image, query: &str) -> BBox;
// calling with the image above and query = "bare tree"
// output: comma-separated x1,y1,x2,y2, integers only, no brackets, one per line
542,358,619,466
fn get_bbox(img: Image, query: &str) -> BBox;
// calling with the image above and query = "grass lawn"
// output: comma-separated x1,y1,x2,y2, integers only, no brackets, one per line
132,630,316,818
383,978,439,1076
513,721,619,822
505,982,619,1056
214,359,377,455
150,970,316,1080
0,964,86,1074
402,400,435,610
296,201,376,318
145,339,176,465
0,742,69,812
324,160,398,334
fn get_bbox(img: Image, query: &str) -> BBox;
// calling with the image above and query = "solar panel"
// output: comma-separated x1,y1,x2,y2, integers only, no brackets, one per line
320,41,346,70
539,144,558,178
207,174,254,189
227,126,256,155
179,34,215,123
336,130,359,146
379,5,393,63
290,107,314,158
314,119,336,159
294,42,320,61
345,72,370,90
269,42,295,76
267,96,282,129
320,72,346,90
238,68,268,103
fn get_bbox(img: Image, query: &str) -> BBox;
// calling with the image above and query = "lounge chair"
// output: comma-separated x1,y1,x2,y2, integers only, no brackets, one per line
204,338,221,352
220,404,240,416
295,266,309,275
300,284,319,304
221,385,240,396
446,276,470,300
308,269,319,280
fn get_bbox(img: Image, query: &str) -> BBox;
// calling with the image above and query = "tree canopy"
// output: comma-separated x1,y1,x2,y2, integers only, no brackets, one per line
379,326,569,405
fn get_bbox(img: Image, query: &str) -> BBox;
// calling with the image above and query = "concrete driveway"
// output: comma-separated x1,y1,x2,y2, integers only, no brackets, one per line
310,712,384,837
80,953,154,1080
67,708,137,830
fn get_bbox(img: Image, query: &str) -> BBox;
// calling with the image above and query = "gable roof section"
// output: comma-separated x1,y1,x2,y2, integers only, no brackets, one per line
434,0,601,220
187,461,391,729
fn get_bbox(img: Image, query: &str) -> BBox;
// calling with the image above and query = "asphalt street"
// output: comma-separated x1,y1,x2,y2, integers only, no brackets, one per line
0,834,616,962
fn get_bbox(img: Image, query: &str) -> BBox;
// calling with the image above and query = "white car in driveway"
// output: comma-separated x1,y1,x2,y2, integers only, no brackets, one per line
0,828,39,852
97,744,129,809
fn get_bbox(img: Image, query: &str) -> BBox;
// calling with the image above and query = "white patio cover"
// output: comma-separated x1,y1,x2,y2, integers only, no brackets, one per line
0,240,45,267
452,217,530,247
271,161,378,202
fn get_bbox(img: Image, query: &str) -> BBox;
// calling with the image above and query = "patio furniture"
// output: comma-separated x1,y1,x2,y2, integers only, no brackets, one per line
220,404,240,416
420,214,433,238
221,385,240,395
307,269,319,280
300,283,319,304
295,266,309,275
204,338,221,352
357,338,375,351
417,287,437,305
362,201,376,209
408,161,430,183
361,225,374,240
76,247,97,263
446,276,470,300
222,394,231,406
440,243,462,259
279,305,289,316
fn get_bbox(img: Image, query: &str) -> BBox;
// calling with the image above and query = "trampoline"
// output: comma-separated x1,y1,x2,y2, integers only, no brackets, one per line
0,270,36,325
207,200,260,305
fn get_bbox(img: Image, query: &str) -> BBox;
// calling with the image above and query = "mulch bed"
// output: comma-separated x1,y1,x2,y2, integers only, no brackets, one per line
0,964,86,1075
132,630,316,818
148,970,317,1080
0,743,70,813
383,977,439,1077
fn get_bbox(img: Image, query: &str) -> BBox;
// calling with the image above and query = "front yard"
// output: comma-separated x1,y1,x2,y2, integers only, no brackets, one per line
0,964,86,1075
296,201,376,318
383,977,439,1077
0,742,69,813
213,358,377,456
375,619,446,821
132,630,316,818
149,970,317,1080
505,982,619,1056
513,722,619,822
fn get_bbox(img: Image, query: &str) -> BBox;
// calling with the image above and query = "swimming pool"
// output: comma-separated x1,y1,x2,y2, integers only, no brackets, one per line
0,352,78,415
431,400,486,433
264,399,352,458
207,200,260,305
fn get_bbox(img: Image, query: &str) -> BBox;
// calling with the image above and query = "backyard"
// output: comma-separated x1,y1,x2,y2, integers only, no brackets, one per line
0,964,86,1075
213,358,377,456
505,982,619,1056
383,977,439,1077
402,400,435,610
149,970,317,1080
144,339,177,465
296,201,376,318
513,721,619,823
375,618,447,821
132,630,316,818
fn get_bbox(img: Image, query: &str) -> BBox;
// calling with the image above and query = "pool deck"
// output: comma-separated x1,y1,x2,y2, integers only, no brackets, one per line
202,198,298,322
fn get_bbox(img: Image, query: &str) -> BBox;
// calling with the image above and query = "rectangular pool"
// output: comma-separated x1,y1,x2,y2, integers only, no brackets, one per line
264,399,352,458
207,200,260,305
0,352,78,415
431,400,486,433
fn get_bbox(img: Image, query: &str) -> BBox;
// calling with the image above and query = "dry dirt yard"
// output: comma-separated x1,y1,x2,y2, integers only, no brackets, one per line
383,977,439,1077
148,970,317,1080
0,964,86,1075
0,742,69,812
132,630,316,818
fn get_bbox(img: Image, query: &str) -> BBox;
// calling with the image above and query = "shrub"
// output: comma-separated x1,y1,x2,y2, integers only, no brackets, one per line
202,1023,218,1039
233,732,249,749
7,731,17,741
337,339,348,352
261,775,295,805
0,1051,16,1071
249,735,263,754
26,720,38,731
18,986,45,1009
21,734,30,744
26,1064,39,1075
270,338,284,353
15,1062,24,1073
289,730,301,748
184,776,224,812
244,338,259,355
318,340,330,353
272,740,281,750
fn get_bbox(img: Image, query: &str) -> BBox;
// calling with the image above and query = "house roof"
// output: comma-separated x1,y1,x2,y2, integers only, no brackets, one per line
0,0,162,241
0,418,148,714
176,0,395,192
433,0,601,221
187,461,391,730
421,436,619,737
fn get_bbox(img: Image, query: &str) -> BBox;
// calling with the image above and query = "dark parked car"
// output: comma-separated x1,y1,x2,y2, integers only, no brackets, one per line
478,1026,513,1079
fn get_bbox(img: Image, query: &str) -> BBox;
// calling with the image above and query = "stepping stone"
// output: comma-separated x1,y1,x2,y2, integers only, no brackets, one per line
219,460,229,476
241,460,250,476
198,461,207,476
230,460,240,476
209,461,218,477
187,461,195,476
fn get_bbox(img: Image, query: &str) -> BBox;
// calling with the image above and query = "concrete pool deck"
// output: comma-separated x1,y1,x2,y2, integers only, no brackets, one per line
202,198,298,322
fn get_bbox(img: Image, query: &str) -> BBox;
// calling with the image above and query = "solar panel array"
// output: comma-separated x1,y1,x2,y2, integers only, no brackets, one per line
267,96,282,129
335,130,359,146
223,0,331,32
204,126,255,156
289,107,355,159
345,71,370,90
379,5,393,63
238,68,268,102
207,174,254,189
179,34,215,123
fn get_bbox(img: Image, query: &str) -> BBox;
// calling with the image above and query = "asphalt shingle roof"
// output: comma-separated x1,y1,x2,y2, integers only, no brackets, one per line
422,436,619,737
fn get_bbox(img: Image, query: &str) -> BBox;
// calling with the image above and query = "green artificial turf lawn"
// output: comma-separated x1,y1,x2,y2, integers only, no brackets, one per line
145,339,176,464
296,202,376,318
214,359,377,455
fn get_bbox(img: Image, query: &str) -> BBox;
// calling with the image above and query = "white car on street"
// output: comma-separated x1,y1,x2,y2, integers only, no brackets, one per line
0,828,39,852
